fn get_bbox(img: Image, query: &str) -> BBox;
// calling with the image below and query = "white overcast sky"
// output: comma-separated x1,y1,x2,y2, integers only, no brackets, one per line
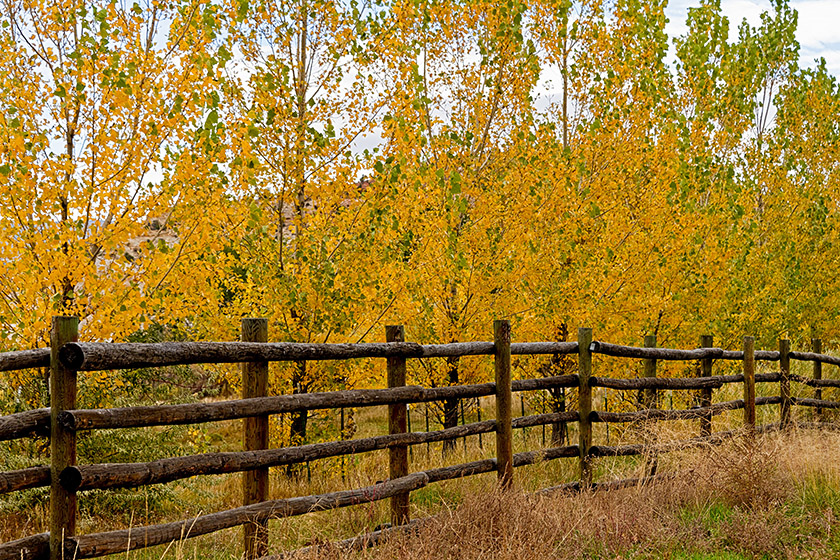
664,0,840,77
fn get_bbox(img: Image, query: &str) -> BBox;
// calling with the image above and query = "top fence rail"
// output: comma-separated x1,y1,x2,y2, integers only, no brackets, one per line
4,341,834,374
57,341,580,371
0,348,50,372
590,341,781,361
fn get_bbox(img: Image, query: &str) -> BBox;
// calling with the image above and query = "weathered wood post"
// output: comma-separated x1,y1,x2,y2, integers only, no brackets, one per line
779,339,791,429
578,327,593,488
386,325,410,524
743,336,756,434
242,318,269,559
50,316,79,560
643,335,657,476
494,319,513,488
699,335,713,437
813,338,822,420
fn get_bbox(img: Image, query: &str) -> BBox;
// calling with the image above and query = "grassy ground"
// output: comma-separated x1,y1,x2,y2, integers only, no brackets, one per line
3,357,839,559
307,428,840,560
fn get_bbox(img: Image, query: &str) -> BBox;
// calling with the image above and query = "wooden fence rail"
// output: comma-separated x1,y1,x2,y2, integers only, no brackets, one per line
58,341,580,371
2,318,839,560
0,408,51,441
0,348,50,372
57,375,580,432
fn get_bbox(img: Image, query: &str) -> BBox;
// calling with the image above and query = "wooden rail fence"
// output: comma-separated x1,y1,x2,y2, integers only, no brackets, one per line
1,318,838,560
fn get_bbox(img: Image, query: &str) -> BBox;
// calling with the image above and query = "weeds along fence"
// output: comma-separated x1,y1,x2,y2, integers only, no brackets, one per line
2,317,840,560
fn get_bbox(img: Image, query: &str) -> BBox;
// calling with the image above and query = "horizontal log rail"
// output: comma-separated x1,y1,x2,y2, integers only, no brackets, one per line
590,375,726,390
590,397,781,424
789,351,840,366
0,348,50,372
511,342,578,355
590,372,780,390
792,397,840,409
0,408,51,441
513,411,579,428
790,374,840,388
514,374,579,391
64,472,431,559
59,341,580,372
589,342,780,362
58,376,578,432
60,341,429,371
0,533,49,560
59,444,581,559
590,400,743,423
590,342,726,360
0,465,50,495
60,412,580,492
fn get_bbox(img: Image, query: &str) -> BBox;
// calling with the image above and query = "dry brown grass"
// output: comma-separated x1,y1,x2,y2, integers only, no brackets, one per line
7,394,840,559
282,427,840,560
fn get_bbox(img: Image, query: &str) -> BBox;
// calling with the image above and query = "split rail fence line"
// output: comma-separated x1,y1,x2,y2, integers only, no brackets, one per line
2,317,840,560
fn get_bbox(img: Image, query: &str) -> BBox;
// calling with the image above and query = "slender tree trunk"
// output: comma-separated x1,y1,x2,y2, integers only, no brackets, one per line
442,356,459,454
549,386,567,446
286,361,308,476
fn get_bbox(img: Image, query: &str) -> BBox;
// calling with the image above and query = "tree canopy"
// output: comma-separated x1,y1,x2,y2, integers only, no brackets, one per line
2,0,838,399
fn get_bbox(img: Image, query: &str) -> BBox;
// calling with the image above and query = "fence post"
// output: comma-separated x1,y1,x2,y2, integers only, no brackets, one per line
642,335,657,476
743,336,756,434
779,339,791,430
813,338,822,420
494,319,513,488
699,335,713,437
386,325,410,524
50,316,79,560
578,327,593,488
242,318,269,560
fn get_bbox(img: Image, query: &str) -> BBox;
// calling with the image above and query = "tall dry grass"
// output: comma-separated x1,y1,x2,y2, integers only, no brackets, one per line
5,370,840,559
286,428,840,560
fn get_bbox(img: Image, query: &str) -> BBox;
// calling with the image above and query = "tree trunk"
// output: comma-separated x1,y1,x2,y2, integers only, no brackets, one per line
442,356,459,454
286,360,308,477
549,387,567,446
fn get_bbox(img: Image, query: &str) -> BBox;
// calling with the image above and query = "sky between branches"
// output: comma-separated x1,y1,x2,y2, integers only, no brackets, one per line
666,0,840,76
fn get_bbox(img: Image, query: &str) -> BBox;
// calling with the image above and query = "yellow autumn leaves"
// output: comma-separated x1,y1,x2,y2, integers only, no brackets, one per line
0,0,838,401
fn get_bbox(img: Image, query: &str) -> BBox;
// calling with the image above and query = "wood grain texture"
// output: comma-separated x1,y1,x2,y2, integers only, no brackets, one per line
578,328,593,487
241,318,269,560
743,337,756,432
59,340,582,372
590,376,724,390
590,342,724,360
0,348,50,372
0,465,50,494
789,350,840,366
699,335,714,436
792,398,840,409
790,375,840,388
0,408,51,441
494,320,513,488
50,316,78,560
0,532,49,560
386,325,409,526
590,398,781,424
